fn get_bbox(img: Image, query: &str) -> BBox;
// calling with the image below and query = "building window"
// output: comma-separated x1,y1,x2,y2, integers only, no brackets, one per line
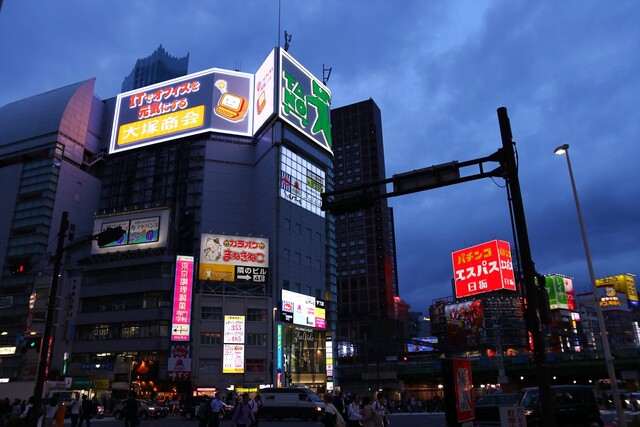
200,332,222,346
246,359,266,372
247,334,267,346
247,309,267,322
201,306,223,321
199,359,221,373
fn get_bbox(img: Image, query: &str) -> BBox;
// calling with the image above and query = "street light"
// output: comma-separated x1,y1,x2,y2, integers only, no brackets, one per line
554,143,627,427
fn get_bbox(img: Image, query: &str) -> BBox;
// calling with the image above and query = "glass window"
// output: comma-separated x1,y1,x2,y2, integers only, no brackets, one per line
247,308,267,322
201,306,223,321
200,332,222,346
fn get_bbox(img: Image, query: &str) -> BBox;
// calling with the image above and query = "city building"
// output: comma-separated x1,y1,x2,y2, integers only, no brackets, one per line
330,99,407,390
0,47,338,402
121,44,189,92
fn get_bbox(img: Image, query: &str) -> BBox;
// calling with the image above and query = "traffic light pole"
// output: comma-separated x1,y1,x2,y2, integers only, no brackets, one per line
497,107,556,427
31,211,68,426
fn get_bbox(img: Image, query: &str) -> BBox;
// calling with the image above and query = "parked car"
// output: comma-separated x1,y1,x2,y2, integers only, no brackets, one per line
473,393,518,426
113,399,161,420
259,387,325,421
516,385,603,427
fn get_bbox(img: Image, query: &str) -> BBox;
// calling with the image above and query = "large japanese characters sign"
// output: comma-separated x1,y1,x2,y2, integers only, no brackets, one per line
451,239,517,298
596,274,639,308
171,255,194,342
453,358,474,423
279,48,332,153
199,234,269,283
109,68,254,154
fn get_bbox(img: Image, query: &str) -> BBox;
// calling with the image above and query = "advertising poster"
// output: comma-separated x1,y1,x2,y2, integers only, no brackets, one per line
92,209,170,255
253,49,276,134
110,68,254,154
171,255,194,342
453,358,474,423
223,344,244,373
596,274,639,308
199,234,269,283
280,146,325,218
545,275,569,309
167,345,191,380
224,315,245,344
445,300,484,349
452,240,517,298
281,289,326,329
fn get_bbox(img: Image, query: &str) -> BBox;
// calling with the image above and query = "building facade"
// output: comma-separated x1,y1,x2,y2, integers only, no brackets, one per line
0,47,338,402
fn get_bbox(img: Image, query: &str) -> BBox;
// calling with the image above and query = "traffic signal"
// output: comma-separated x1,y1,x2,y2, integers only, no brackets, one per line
96,226,126,246
10,263,29,276
26,336,41,351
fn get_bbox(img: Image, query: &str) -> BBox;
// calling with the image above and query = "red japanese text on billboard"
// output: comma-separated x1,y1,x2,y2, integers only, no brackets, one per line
171,255,194,342
452,239,516,298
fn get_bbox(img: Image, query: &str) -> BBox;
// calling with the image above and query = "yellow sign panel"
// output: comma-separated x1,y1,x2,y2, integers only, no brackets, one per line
596,274,638,304
199,264,235,282
117,105,205,146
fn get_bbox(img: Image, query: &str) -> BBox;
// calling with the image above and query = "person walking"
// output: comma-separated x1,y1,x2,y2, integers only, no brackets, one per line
248,395,261,427
208,392,225,427
372,392,388,427
124,391,139,427
347,394,363,427
69,392,82,427
230,394,255,427
361,396,381,427
78,395,93,427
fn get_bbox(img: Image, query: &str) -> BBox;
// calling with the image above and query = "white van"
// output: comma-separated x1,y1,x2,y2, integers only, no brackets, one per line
259,387,325,420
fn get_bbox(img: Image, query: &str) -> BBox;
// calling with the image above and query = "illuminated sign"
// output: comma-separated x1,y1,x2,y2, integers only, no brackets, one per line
453,358,474,423
253,49,276,134
281,289,326,329
451,240,516,298
91,209,170,254
598,287,630,312
596,274,639,308
277,324,283,372
223,344,245,373
407,337,438,353
0,347,16,355
326,336,334,391
545,275,569,309
280,146,325,217
167,345,191,381
278,48,332,153
224,315,245,344
110,68,254,154
199,234,269,282
171,255,194,341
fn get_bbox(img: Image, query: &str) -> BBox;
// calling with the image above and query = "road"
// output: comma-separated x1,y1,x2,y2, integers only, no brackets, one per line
59,410,640,427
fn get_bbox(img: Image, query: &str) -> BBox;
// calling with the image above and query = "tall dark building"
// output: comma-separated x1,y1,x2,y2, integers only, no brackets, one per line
121,45,189,92
330,99,405,365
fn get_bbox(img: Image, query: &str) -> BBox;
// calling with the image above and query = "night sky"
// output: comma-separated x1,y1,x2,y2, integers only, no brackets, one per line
1,1,638,315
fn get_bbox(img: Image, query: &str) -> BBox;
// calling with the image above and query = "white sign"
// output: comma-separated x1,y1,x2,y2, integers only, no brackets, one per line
224,315,245,344
223,344,245,373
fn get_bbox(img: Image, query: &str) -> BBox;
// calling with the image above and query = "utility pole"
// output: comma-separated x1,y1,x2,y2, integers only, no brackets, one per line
497,107,555,427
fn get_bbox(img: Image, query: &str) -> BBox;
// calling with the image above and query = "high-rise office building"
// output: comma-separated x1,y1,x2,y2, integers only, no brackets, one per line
330,99,406,367
121,45,189,92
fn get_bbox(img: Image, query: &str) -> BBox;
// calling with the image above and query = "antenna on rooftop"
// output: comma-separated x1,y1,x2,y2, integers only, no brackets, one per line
323,65,332,85
234,60,241,72
284,31,292,52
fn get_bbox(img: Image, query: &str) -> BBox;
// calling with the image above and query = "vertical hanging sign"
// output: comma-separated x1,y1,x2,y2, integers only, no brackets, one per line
171,255,194,341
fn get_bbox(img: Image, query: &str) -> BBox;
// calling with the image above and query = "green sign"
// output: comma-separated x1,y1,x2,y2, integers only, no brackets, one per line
545,276,568,309
71,376,91,390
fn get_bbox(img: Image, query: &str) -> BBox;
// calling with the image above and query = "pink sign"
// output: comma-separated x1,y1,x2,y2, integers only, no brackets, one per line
171,255,194,341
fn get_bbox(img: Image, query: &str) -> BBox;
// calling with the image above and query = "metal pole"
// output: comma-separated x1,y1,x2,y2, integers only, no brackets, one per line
32,211,69,426
561,148,627,427
497,108,556,427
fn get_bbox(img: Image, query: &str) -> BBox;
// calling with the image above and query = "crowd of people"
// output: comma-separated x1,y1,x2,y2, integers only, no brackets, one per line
0,393,99,427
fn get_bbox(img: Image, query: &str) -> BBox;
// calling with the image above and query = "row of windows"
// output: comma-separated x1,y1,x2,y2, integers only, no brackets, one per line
200,307,268,322
77,322,169,341
82,292,172,313
200,333,267,346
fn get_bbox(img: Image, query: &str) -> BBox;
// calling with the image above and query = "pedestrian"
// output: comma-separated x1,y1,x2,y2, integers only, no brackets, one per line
347,394,363,427
333,391,347,419
361,396,380,427
248,395,261,427
10,398,22,418
69,392,82,427
209,392,225,427
78,395,92,427
124,391,139,427
372,392,388,427
230,393,255,427
43,397,58,426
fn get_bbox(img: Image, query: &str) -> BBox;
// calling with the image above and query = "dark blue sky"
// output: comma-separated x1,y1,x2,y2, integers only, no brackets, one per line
1,1,638,314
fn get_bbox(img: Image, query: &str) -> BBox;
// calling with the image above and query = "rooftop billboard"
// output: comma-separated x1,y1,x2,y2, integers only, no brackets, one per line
109,68,254,154
91,209,170,254
545,275,577,310
596,274,639,308
451,240,517,298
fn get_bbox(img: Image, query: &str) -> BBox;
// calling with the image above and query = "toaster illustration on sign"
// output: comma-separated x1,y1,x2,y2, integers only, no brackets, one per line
214,79,248,122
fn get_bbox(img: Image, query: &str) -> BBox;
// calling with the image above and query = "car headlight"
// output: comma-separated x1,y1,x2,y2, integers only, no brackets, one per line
316,407,322,412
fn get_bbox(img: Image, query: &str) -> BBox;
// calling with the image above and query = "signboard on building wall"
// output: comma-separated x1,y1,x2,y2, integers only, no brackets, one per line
109,68,254,154
223,344,244,373
445,299,485,349
280,146,325,217
91,209,170,254
596,274,639,308
198,234,269,282
451,240,517,298
253,49,276,135
598,287,630,312
167,345,192,380
281,289,326,329
278,48,333,153
545,275,569,309
326,336,334,392
171,256,194,342
224,315,245,344
453,358,474,423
